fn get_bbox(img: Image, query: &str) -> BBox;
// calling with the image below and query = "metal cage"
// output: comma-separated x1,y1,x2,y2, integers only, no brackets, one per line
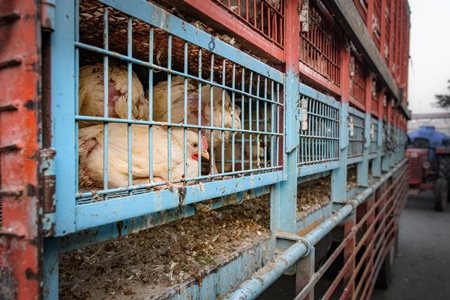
51,0,284,235
213,0,284,47
348,107,365,163
299,0,341,86
298,83,340,176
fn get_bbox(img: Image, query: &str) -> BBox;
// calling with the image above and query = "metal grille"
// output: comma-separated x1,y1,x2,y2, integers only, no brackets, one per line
369,118,378,155
213,0,284,47
350,56,366,106
408,157,422,182
298,93,340,167
373,0,382,48
300,0,341,85
348,108,365,159
75,0,283,204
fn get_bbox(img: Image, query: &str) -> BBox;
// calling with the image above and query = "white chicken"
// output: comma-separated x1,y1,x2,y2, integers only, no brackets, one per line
78,123,209,189
78,63,149,127
148,76,199,123
149,77,242,170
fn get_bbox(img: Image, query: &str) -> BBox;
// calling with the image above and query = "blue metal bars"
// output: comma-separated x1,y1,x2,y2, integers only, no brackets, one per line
298,83,340,177
51,0,284,235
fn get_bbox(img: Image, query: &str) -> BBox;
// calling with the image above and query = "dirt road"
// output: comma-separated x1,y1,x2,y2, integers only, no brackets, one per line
372,191,450,300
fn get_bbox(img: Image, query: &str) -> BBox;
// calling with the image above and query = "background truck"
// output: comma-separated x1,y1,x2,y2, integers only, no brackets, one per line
407,126,450,211
0,0,410,299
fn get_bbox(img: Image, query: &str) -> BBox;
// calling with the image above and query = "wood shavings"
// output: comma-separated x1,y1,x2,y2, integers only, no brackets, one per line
59,196,271,299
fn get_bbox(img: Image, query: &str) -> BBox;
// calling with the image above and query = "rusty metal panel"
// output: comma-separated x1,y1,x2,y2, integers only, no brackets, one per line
0,0,42,299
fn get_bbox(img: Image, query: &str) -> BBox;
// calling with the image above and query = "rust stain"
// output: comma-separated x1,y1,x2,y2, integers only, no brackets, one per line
116,221,124,237
297,218,324,236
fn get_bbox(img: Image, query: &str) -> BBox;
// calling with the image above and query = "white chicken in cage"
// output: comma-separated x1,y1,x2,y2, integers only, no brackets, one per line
149,76,242,175
78,63,149,127
78,123,209,189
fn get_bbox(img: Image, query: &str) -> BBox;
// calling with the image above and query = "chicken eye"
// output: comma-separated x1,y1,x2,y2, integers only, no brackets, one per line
192,142,198,148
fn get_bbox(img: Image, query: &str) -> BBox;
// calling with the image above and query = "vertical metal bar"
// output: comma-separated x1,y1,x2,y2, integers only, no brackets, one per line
53,0,76,235
197,48,203,176
183,42,189,178
209,53,215,175
127,16,133,187
248,71,253,170
148,27,154,183
296,248,315,299
167,35,173,180
256,74,260,167
271,0,300,253
240,68,246,171
231,63,236,173
103,5,109,191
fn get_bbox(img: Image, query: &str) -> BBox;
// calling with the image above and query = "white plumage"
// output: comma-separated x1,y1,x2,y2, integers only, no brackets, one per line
78,63,149,127
78,123,209,189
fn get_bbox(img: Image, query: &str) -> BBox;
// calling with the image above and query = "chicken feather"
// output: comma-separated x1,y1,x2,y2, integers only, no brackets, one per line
78,63,149,127
78,123,209,189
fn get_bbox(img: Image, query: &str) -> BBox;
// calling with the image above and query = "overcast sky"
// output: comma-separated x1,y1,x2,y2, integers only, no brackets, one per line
407,0,450,114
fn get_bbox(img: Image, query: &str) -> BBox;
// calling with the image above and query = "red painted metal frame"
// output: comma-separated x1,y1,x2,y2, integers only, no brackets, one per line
0,1,42,299
316,163,408,299
300,0,410,118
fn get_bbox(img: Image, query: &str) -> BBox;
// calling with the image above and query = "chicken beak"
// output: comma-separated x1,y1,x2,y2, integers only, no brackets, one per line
201,150,210,160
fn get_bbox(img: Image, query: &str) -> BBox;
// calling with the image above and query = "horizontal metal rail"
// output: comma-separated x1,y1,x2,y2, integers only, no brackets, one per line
223,159,407,299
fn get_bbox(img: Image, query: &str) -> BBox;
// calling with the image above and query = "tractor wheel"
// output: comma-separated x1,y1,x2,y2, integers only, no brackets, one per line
438,156,450,201
434,178,448,212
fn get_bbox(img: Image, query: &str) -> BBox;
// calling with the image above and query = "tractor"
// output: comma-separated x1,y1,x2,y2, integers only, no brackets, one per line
406,126,450,211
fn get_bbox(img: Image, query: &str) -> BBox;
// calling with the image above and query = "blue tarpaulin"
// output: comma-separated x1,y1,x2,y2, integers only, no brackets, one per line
408,126,450,161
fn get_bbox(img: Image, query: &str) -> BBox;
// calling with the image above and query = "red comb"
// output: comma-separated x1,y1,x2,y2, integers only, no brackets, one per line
201,135,208,151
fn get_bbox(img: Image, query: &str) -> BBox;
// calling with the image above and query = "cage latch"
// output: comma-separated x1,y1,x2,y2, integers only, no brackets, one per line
40,148,56,237
348,116,354,137
300,0,309,33
298,98,308,131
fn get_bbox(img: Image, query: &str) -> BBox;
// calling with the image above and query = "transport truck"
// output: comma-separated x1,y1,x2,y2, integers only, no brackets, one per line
407,126,450,211
0,0,410,299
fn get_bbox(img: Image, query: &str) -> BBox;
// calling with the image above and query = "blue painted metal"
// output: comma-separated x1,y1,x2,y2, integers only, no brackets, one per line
41,1,411,298
74,172,281,231
52,0,77,236
99,0,284,83
223,159,407,300
357,113,373,187
298,83,340,173
348,107,365,159
51,0,286,237
331,102,348,202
